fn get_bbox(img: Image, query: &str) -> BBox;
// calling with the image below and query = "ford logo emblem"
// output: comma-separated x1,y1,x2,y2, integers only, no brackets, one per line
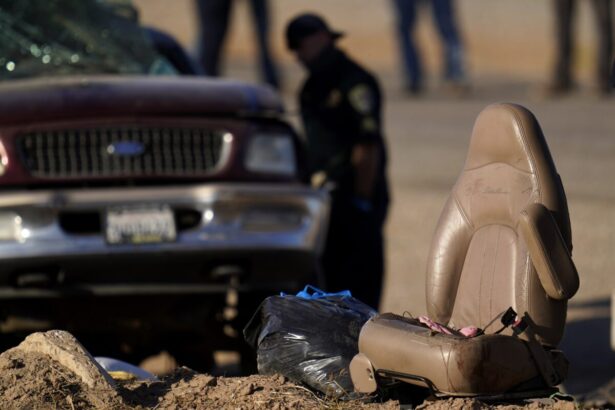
107,141,146,157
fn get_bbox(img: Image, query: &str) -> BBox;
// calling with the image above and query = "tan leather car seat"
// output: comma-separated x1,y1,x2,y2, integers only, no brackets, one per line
350,103,579,396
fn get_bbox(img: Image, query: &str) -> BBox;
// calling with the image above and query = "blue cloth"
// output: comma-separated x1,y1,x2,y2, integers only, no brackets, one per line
281,285,352,299
392,0,465,89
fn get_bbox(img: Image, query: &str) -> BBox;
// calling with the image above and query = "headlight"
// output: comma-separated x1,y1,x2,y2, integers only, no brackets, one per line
0,212,22,242
0,140,8,176
245,134,297,176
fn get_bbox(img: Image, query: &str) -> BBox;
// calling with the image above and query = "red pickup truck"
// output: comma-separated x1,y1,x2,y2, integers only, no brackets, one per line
0,1,329,368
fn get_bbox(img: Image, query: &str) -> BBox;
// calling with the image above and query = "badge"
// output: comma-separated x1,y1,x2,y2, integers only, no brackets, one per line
348,84,374,114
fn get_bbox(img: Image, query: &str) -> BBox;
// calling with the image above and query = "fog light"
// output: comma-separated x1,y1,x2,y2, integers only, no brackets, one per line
0,212,22,241
241,208,304,232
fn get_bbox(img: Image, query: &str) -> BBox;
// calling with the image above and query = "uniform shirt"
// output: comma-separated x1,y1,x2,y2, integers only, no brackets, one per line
299,47,389,211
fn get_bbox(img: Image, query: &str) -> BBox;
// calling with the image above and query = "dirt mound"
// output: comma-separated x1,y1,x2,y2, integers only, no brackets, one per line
417,397,576,410
119,368,397,409
0,353,396,409
0,330,586,409
0,330,397,409
0,347,122,409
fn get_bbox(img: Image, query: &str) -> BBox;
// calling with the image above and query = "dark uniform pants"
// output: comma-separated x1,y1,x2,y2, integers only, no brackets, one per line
195,0,279,88
322,196,385,311
392,0,465,88
554,0,613,91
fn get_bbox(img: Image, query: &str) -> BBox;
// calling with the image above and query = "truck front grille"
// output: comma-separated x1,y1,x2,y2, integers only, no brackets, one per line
18,126,227,179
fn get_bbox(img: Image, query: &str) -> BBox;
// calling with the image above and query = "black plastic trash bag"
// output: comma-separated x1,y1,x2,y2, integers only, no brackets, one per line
243,286,377,397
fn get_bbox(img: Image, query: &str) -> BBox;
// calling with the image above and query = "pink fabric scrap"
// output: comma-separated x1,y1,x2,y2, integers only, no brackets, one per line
459,326,480,337
418,316,480,337
418,316,454,335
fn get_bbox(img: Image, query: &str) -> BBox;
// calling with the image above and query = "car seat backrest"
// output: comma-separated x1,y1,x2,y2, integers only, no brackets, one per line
425,103,574,346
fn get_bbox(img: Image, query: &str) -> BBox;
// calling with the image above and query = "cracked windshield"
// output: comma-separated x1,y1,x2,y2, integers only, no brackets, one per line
0,0,174,79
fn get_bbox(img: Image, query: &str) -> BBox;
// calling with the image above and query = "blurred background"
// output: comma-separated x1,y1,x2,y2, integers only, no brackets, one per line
135,0,605,89
134,0,615,395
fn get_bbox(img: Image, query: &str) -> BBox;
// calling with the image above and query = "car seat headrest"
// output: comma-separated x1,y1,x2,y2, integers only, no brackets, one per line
465,103,543,173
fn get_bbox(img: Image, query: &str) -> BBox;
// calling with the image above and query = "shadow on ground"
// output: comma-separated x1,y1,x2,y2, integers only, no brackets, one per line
561,298,615,395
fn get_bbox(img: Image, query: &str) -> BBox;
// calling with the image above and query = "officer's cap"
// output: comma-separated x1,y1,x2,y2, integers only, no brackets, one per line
285,13,344,50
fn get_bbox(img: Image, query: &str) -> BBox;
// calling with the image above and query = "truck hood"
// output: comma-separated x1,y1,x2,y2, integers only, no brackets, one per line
0,76,284,125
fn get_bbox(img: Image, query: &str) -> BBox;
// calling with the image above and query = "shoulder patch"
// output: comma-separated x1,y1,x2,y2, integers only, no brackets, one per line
348,84,374,114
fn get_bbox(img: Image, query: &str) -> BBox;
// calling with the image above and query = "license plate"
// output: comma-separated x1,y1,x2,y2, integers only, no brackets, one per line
105,206,176,245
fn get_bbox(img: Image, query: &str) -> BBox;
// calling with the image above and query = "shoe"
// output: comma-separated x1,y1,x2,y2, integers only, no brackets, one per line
442,80,471,98
596,82,612,97
542,81,574,98
403,82,423,96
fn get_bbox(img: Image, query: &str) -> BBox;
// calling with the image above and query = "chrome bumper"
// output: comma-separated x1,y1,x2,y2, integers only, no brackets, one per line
0,183,329,261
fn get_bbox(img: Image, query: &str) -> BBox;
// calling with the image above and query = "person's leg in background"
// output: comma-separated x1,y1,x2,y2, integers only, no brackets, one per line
431,0,466,85
320,196,384,310
249,0,280,89
354,223,384,311
551,0,575,93
592,0,613,94
195,0,233,76
391,0,422,94
320,198,350,299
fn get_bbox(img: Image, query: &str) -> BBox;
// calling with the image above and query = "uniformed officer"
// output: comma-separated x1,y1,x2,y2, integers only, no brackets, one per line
286,14,389,309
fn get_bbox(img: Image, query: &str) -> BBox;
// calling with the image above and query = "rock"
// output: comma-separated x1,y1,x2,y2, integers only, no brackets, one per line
237,382,257,396
11,330,116,393
201,374,217,387
7,357,24,369
140,350,177,375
